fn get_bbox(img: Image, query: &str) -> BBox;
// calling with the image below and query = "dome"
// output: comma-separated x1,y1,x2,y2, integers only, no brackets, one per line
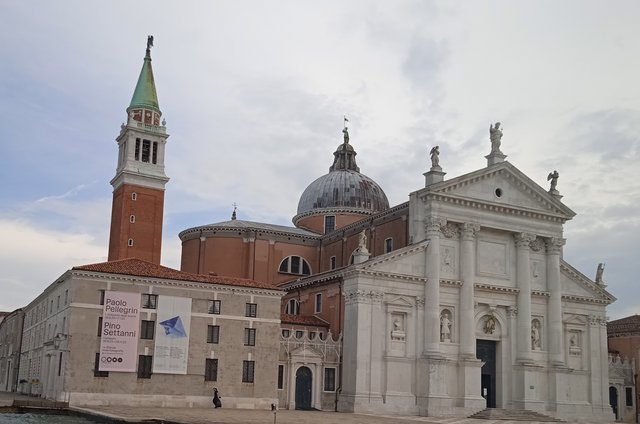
296,169,389,216
294,127,389,221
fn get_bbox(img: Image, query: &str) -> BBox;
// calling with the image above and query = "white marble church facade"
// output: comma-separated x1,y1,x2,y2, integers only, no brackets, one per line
337,151,615,421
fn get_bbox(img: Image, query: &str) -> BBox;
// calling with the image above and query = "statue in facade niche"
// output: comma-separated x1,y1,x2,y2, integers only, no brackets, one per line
547,170,559,192
440,311,452,342
595,263,605,284
531,320,541,350
489,122,503,153
430,145,440,168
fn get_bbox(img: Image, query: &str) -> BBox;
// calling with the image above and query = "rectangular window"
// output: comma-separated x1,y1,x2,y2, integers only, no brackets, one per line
152,141,158,164
140,320,155,340
205,358,218,381
208,300,221,314
626,387,633,406
135,138,141,161
277,364,284,389
315,293,322,313
330,256,336,270
141,139,151,163
97,317,103,337
142,294,158,309
242,360,255,383
207,325,220,344
244,328,256,346
385,238,393,253
137,355,153,379
57,295,60,310
58,352,63,376
94,353,109,377
324,215,336,234
245,303,257,318
64,289,68,305
99,290,105,306
324,367,336,391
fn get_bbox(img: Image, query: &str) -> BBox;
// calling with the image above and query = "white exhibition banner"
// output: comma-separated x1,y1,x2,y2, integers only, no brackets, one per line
99,291,141,372
153,295,192,374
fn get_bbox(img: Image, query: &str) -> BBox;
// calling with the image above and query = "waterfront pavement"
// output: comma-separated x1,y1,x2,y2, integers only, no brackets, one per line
0,392,614,424
72,406,544,424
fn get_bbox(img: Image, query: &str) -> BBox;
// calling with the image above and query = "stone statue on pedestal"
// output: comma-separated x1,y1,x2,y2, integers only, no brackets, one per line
489,122,503,153
547,170,559,192
595,263,605,284
430,146,440,168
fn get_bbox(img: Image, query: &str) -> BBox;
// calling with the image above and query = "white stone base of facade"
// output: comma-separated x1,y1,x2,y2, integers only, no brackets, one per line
66,392,277,409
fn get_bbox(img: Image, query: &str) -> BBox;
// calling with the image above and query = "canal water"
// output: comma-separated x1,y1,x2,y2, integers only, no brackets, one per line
0,412,102,423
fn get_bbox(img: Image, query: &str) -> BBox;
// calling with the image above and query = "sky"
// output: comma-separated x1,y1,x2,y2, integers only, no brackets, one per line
0,1,638,319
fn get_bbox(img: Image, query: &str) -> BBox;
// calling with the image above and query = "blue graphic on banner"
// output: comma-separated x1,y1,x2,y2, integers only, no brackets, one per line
159,316,187,337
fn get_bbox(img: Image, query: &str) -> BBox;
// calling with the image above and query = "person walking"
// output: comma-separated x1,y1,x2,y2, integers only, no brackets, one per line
212,387,222,408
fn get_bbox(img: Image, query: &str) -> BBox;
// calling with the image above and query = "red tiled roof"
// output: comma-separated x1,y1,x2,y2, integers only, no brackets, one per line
280,313,329,327
73,258,280,291
608,314,640,337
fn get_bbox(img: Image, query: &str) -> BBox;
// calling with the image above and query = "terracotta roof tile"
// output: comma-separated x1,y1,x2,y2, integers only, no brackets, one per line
608,314,640,336
73,258,280,291
280,313,329,327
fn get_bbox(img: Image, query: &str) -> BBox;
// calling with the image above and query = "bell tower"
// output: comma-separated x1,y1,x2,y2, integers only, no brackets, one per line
108,36,169,264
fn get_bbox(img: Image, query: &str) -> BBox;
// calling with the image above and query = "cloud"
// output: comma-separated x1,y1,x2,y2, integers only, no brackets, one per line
0,219,106,311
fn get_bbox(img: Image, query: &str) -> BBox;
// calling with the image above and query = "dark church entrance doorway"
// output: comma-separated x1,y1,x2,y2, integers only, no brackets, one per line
295,366,313,410
477,339,497,408
609,386,619,420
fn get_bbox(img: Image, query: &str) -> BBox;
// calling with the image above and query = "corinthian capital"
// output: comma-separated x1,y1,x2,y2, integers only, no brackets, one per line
425,217,445,238
514,232,536,248
545,237,566,254
461,223,481,241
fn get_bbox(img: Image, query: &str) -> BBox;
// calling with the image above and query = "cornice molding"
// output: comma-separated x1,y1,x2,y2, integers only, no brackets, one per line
421,192,570,223
179,225,321,243
474,283,520,294
70,270,283,297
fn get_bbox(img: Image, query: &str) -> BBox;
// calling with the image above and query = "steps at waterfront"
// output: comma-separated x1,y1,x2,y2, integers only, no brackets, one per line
470,408,565,422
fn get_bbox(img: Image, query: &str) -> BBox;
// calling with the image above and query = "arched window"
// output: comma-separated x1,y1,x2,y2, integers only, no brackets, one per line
278,256,311,275
285,299,300,315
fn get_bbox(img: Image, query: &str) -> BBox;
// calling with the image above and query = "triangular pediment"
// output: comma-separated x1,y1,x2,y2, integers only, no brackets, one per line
420,162,575,220
560,261,615,304
290,345,323,359
384,295,415,308
358,241,427,277
563,314,588,326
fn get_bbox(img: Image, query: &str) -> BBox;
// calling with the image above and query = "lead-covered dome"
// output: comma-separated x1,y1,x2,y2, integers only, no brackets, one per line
293,128,389,227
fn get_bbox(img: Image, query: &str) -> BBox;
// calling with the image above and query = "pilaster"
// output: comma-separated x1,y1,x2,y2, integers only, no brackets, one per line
459,223,480,359
424,217,443,356
546,237,565,366
514,232,535,364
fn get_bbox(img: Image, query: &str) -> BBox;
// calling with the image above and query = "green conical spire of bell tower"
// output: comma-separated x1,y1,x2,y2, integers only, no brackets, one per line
128,35,160,113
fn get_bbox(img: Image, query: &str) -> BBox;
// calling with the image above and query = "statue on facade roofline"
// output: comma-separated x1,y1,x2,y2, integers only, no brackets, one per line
489,122,503,153
429,145,440,168
547,170,559,192
595,263,605,284
358,230,367,251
